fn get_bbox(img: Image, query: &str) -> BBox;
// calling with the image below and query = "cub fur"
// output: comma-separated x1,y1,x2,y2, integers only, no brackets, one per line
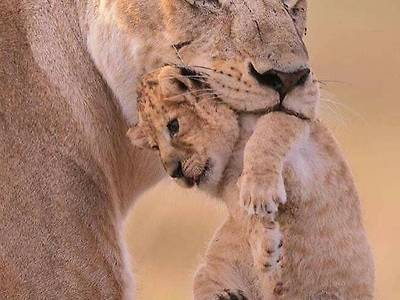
130,65,286,298
129,65,375,300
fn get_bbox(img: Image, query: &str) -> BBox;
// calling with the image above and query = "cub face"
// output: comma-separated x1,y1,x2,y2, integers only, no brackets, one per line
128,66,240,193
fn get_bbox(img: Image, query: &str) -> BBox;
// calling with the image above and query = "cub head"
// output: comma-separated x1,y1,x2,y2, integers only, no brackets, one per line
127,66,240,193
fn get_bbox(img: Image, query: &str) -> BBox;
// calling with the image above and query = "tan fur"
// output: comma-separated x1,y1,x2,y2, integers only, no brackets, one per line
1,0,373,299
88,0,314,124
0,1,164,299
129,67,284,299
130,65,375,299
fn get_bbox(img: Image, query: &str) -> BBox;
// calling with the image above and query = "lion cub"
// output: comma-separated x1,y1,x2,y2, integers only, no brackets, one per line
129,66,285,295
128,66,374,299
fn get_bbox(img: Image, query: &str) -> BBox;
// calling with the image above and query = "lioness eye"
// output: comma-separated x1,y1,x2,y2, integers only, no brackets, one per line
283,0,298,7
152,145,159,151
184,0,221,10
167,119,180,137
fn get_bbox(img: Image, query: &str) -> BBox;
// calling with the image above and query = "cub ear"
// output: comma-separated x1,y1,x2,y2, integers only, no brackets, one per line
127,125,151,149
158,66,192,102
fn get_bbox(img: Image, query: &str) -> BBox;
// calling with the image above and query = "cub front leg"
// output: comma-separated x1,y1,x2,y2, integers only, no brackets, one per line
193,218,258,300
239,171,286,216
239,112,309,216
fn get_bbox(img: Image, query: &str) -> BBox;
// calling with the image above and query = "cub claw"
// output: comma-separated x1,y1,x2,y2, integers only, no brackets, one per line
238,173,286,216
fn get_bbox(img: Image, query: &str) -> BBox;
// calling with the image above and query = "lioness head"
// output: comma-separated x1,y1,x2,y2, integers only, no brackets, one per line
91,0,318,123
128,66,240,192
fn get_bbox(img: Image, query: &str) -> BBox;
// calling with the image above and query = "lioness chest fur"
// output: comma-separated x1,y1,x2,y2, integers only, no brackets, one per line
0,1,163,299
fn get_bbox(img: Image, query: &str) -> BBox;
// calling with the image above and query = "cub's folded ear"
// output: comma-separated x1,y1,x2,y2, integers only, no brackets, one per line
127,125,151,149
158,66,192,102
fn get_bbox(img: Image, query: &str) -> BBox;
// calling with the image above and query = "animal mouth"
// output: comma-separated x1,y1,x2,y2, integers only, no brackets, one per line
178,159,211,188
194,159,211,186
250,103,310,121
175,64,312,121
273,104,310,121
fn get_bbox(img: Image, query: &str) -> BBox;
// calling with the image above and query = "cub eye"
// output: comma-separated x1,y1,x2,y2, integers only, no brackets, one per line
167,119,180,137
152,145,159,151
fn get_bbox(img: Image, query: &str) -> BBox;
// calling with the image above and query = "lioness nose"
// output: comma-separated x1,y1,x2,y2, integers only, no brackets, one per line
249,64,310,100
170,161,184,179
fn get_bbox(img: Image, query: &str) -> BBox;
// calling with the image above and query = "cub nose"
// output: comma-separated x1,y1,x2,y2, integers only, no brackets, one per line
249,64,310,101
170,161,184,179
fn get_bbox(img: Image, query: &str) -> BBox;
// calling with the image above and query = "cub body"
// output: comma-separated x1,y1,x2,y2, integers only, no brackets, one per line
129,66,375,299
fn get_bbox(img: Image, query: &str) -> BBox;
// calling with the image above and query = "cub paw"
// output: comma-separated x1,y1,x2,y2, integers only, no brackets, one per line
274,282,289,297
249,219,283,274
238,173,286,216
216,289,248,300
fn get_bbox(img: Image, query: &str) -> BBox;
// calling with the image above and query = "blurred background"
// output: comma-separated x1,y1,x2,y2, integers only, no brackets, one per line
125,0,400,299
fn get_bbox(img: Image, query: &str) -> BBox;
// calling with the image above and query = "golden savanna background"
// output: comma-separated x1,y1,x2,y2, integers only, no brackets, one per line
125,1,400,299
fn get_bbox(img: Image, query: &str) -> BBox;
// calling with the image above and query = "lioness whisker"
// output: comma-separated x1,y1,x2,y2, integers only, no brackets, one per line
320,97,365,121
157,75,210,86
164,34,188,67
319,102,347,126
161,89,221,101
190,65,218,73
192,89,220,94
318,79,351,86
163,92,191,101
193,92,223,99
203,96,223,102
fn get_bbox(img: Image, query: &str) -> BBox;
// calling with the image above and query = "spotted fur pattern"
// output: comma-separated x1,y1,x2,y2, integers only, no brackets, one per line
129,65,375,299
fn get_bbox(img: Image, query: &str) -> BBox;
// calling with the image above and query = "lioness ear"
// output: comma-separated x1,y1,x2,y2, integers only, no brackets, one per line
127,125,151,149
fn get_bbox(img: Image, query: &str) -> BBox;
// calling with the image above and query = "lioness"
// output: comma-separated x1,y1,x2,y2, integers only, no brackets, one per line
129,65,374,299
0,0,373,299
